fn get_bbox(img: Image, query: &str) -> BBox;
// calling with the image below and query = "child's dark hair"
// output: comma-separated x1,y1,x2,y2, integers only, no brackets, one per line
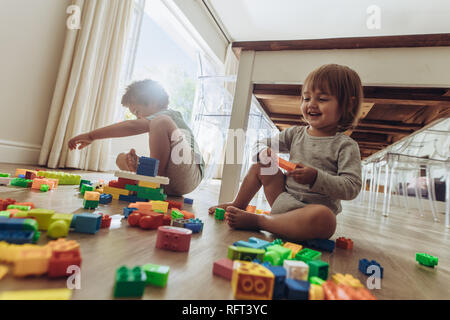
301,64,363,132
121,79,169,108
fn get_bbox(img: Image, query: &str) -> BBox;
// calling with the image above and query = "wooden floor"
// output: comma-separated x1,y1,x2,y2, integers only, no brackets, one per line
0,163,449,300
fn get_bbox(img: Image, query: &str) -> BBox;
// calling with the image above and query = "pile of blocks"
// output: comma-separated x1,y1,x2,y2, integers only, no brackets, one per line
6,169,59,192
212,236,377,300
36,171,81,185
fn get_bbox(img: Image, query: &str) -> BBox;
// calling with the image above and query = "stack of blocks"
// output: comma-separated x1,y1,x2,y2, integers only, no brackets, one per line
83,191,100,209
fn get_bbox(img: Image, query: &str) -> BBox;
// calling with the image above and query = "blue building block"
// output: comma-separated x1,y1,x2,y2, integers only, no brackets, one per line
123,207,138,218
184,218,203,233
0,230,36,244
118,195,148,203
18,174,25,179
285,278,310,300
183,198,193,205
304,239,335,252
267,266,287,300
0,217,25,230
99,193,113,204
359,258,384,278
137,157,159,177
73,213,101,234
233,236,271,250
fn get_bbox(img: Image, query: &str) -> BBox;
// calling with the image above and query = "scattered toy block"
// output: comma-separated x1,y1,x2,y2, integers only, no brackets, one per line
47,239,80,253
309,283,324,300
47,220,69,239
0,173,10,177
309,276,326,286
183,218,203,233
304,239,335,252
100,214,112,229
283,242,303,259
245,205,256,213
265,265,286,299
336,237,353,250
114,170,169,185
27,209,55,231
283,260,309,281
13,246,51,277
0,177,11,185
155,226,192,252
113,266,147,298
171,209,184,220
233,237,271,250
73,213,101,234
99,193,113,204
227,246,265,262
83,199,99,210
14,202,35,209
138,180,160,188
295,248,322,263
138,212,164,230
416,253,438,268
137,157,160,177
307,260,329,280
0,288,73,300
48,249,82,278
214,208,225,220
123,207,138,218
142,264,169,287
263,245,292,266
84,191,100,201
213,258,234,280
7,205,31,211
358,259,384,278
15,169,28,177
231,261,274,300
150,201,168,213
0,198,16,211
332,273,364,288
171,218,189,228
0,230,36,244
284,278,310,300
129,202,152,213
183,198,193,205
181,210,195,219
167,200,183,210
11,178,33,188
80,184,95,195
0,265,8,280
277,156,297,172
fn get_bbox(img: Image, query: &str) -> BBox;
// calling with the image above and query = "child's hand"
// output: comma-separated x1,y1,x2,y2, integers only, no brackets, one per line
68,133,93,150
287,164,318,186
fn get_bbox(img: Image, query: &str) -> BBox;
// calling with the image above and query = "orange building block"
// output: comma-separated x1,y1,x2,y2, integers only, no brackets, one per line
46,239,80,253
231,261,274,300
246,205,256,213
283,242,303,259
31,178,55,191
181,210,195,219
129,202,152,214
336,237,354,250
277,157,297,172
84,191,100,201
13,247,51,277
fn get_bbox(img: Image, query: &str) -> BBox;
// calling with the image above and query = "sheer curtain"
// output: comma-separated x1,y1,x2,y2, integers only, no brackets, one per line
39,0,134,171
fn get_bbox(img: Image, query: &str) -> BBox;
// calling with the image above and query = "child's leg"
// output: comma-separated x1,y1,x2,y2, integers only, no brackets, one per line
227,204,336,241
208,162,285,214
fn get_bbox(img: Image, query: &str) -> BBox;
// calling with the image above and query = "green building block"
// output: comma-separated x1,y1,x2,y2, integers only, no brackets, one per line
307,260,329,280
215,208,225,220
38,171,81,185
295,248,322,263
114,266,147,298
171,209,184,220
309,276,325,285
142,264,170,287
81,184,95,195
12,211,29,218
28,208,55,230
263,245,292,266
79,179,91,189
22,218,39,233
270,238,284,246
416,253,438,268
83,199,99,209
7,205,31,211
11,178,32,188
0,211,10,218
40,184,50,192
154,209,164,214
0,173,10,177
227,245,265,261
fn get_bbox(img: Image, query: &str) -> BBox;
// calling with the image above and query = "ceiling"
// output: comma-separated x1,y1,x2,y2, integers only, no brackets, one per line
205,0,450,42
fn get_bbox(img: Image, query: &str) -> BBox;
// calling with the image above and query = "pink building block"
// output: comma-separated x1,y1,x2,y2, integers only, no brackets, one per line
213,258,234,280
31,178,55,191
155,226,192,252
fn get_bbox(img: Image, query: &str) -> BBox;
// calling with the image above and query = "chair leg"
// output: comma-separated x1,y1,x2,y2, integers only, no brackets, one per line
425,166,439,222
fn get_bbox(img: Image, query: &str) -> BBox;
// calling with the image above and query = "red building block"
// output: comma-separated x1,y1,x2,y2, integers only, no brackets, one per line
100,214,112,229
0,198,16,210
213,258,234,280
108,180,120,188
336,237,354,250
48,249,82,278
116,177,137,189
25,171,37,180
14,202,35,209
167,200,183,210
139,212,164,230
162,214,171,226
156,226,192,252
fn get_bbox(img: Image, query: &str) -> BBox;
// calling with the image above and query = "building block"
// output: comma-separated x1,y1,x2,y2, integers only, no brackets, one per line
99,193,113,204
27,209,55,231
123,207,138,218
181,210,195,219
263,245,292,266
309,284,324,300
25,171,36,180
83,199,99,210
114,177,137,189
212,258,234,280
13,246,51,277
283,242,303,259
11,178,33,188
0,211,10,218
137,157,160,177
118,195,148,203
322,281,367,300
103,185,131,197
284,278,310,300
138,180,160,188
79,179,91,189
167,200,183,210
416,253,438,268
245,205,256,213
0,288,73,300
265,266,286,300
171,218,189,228
295,248,322,263
336,237,353,250
309,276,326,285
0,265,8,280
233,237,271,250
332,273,364,288
359,259,383,278
114,170,169,185
304,239,335,252
7,205,31,211
142,264,169,287
182,218,203,233
100,214,112,228
47,238,80,252
307,260,329,280
0,177,11,185
84,191,100,201
162,214,171,226
0,198,16,211
13,202,34,210
0,173,10,177
31,178,56,190
137,212,164,230
129,202,152,213
73,213,101,234
40,184,49,192
183,198,193,205
155,226,192,252
36,171,81,185
276,156,297,172
48,249,82,278
47,220,69,239
150,201,168,213
49,213,73,228
80,184,95,195
214,208,225,220
227,246,265,262
113,266,147,298
283,260,309,281
0,230,36,244
171,209,184,220
231,261,274,300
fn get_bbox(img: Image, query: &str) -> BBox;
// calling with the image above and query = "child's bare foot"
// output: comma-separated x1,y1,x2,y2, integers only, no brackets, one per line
226,206,262,231
126,149,138,172
208,202,237,215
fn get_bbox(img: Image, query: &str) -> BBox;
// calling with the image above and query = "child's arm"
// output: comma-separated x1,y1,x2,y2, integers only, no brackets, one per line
68,119,149,150
253,126,298,163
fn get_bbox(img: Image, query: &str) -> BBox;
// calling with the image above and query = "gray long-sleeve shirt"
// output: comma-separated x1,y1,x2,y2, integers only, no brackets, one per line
254,126,362,214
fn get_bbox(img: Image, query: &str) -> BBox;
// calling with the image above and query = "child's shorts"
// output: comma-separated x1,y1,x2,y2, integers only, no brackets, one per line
270,192,308,214
163,135,203,196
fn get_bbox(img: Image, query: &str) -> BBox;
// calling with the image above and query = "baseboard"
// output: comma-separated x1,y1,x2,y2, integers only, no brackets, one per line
0,139,41,165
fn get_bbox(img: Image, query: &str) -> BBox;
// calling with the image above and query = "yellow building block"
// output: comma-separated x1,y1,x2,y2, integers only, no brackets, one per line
0,288,72,300
0,243,39,263
84,191,100,201
49,213,73,227
138,181,160,188
255,209,263,214
13,247,52,277
283,242,303,259
332,273,364,288
103,186,131,196
27,208,55,230
11,211,29,218
231,261,274,300
0,265,8,280
309,284,324,300
150,201,168,213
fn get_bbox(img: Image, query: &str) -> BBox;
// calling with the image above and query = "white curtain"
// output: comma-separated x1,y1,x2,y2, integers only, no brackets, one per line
39,0,134,171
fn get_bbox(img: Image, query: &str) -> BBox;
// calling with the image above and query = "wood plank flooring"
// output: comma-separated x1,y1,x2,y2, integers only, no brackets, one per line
0,163,448,300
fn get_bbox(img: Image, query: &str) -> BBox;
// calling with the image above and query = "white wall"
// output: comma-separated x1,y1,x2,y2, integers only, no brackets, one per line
0,0,70,165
